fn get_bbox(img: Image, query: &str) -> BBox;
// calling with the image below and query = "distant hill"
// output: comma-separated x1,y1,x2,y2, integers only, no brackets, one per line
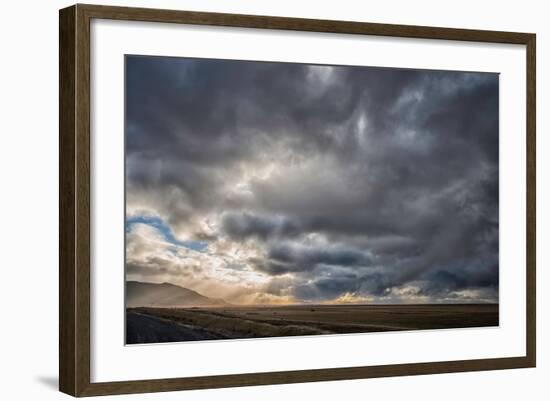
126,281,228,307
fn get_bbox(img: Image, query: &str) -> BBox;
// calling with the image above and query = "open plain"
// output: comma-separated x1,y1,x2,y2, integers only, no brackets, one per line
126,304,499,344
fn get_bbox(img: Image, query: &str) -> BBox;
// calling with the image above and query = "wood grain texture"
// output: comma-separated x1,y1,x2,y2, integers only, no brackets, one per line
80,356,533,397
525,34,536,367
59,3,536,397
59,5,76,396
59,4,92,396
75,4,92,395
79,3,533,43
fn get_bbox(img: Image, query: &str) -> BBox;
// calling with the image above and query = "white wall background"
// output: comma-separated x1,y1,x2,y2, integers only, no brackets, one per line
0,0,546,400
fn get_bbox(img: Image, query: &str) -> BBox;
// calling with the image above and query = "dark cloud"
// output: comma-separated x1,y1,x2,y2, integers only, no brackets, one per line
269,242,372,270
221,212,300,241
126,55,499,303
250,241,373,276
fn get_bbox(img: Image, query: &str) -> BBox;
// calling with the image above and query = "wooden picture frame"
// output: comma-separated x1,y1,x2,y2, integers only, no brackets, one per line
59,3,536,397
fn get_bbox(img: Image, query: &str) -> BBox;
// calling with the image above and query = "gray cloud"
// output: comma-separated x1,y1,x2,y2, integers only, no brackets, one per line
221,212,300,241
125,55,499,304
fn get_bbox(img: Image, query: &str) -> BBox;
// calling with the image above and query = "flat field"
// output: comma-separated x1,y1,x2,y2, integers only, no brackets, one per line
126,304,498,344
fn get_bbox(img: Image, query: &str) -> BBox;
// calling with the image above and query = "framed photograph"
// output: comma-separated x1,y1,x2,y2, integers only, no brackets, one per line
59,4,536,397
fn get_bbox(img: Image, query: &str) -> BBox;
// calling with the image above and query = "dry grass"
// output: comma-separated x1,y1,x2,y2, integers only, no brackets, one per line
127,304,498,343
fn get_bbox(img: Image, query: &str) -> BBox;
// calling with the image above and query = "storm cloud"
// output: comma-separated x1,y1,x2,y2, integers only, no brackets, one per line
125,55,499,304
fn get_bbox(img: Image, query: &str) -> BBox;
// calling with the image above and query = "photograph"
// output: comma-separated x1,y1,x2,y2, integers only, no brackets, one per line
124,55,500,345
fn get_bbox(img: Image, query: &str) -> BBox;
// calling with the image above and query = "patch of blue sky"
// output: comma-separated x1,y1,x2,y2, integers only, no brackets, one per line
126,215,208,252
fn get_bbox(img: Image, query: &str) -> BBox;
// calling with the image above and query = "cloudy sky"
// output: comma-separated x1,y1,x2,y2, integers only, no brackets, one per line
125,55,499,305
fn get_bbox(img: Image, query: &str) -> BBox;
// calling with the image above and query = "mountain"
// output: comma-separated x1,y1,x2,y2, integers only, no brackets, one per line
126,281,228,307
